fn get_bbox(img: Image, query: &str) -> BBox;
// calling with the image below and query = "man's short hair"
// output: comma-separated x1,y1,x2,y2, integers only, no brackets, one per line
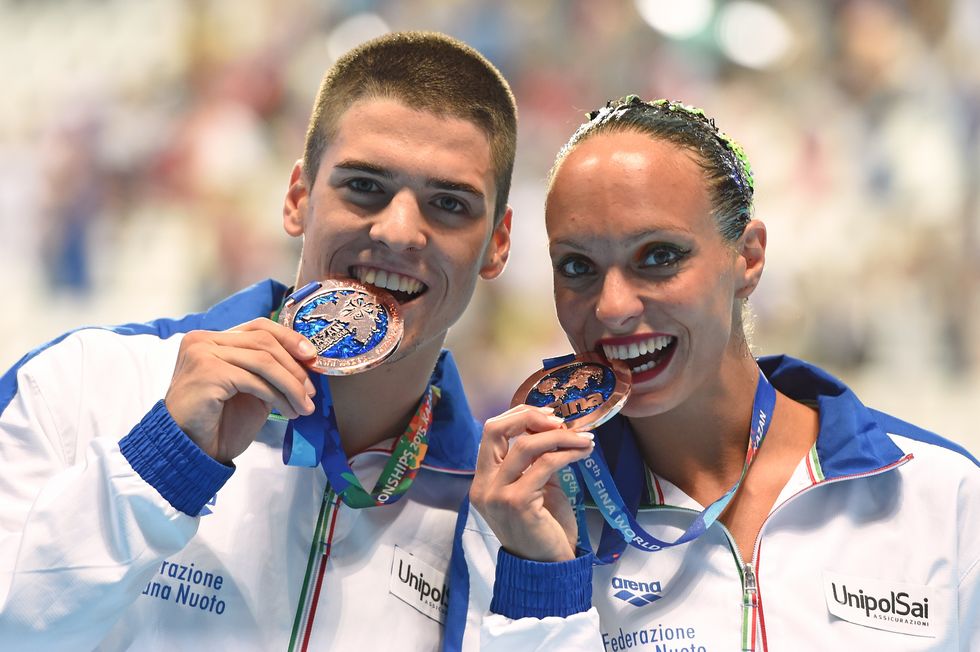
303,31,518,223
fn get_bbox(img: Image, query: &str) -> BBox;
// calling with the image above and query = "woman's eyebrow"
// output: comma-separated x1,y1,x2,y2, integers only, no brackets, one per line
551,228,694,251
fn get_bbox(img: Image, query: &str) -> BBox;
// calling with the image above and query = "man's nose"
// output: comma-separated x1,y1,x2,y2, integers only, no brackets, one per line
368,189,427,252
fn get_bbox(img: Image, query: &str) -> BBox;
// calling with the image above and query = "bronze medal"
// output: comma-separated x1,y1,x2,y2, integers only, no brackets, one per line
278,279,403,375
512,353,631,430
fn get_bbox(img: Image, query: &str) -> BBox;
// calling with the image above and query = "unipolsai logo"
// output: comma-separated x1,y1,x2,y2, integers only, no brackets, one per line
823,571,942,638
389,546,449,624
611,576,662,607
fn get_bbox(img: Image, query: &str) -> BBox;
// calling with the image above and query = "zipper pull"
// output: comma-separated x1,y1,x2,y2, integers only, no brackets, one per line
741,562,759,651
743,562,757,595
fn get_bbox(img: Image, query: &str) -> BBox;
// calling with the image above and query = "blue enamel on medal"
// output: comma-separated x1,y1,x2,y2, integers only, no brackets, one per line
278,279,403,375
512,353,631,430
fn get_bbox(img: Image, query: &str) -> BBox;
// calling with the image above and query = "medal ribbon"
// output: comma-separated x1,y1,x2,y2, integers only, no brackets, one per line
283,373,440,509
555,365,776,564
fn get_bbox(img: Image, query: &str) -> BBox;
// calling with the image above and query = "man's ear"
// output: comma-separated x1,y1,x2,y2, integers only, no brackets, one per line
283,160,309,237
735,219,766,299
479,207,512,280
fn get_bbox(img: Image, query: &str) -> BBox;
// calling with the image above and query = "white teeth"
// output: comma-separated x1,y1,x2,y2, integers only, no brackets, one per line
602,335,674,360
353,266,424,295
632,361,656,373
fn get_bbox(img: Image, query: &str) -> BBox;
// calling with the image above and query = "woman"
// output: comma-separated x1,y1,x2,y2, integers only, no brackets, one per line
446,97,979,651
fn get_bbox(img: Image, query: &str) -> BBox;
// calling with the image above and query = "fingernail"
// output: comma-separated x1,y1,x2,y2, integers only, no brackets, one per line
298,340,317,357
547,415,566,424
305,378,316,395
577,431,595,440
304,396,315,413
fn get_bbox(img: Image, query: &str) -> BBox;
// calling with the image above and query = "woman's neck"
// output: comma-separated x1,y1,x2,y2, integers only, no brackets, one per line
627,352,761,503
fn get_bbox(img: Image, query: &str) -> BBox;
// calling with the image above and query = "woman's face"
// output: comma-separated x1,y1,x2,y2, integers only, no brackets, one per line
546,130,760,418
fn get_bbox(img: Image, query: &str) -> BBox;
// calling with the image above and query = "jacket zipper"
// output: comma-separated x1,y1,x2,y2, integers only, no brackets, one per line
745,453,913,652
287,488,341,652
637,453,911,652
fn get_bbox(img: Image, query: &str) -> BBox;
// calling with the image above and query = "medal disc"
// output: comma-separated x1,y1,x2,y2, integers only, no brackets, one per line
278,279,403,375
511,353,631,430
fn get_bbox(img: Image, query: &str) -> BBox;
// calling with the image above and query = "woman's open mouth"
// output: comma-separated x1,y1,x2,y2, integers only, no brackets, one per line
600,334,677,380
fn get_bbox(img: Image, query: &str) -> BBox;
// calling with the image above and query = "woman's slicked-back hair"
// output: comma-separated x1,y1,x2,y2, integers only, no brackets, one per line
552,96,755,242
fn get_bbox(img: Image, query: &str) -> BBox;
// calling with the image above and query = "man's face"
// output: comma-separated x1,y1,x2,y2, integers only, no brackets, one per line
284,97,511,363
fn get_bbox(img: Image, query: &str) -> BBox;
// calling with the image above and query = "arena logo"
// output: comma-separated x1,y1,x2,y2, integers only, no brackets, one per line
611,576,662,607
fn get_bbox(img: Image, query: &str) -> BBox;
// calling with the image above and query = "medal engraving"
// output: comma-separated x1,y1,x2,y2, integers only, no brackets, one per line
512,353,631,430
279,279,403,375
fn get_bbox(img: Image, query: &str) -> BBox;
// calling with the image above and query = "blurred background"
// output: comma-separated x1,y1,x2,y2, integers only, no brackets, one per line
1,0,977,455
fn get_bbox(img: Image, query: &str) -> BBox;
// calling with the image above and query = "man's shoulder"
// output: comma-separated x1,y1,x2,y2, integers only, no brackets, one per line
1,280,288,414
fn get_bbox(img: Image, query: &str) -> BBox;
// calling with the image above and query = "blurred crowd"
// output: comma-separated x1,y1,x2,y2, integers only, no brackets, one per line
1,0,977,453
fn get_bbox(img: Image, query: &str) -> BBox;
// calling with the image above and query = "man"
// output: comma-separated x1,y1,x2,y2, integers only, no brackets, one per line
0,31,515,651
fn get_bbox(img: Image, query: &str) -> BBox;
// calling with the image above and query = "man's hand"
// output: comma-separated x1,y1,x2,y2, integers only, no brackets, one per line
469,405,595,562
165,318,318,463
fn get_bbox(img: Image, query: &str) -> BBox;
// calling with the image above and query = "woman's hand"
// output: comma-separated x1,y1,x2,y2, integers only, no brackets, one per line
470,404,595,562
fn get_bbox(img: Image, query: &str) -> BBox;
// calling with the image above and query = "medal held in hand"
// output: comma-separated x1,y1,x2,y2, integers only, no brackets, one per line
277,278,431,509
512,353,631,430
278,279,403,375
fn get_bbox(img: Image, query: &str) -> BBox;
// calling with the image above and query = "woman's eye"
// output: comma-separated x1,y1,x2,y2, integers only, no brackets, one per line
433,195,466,214
556,256,594,278
640,245,687,268
346,178,382,193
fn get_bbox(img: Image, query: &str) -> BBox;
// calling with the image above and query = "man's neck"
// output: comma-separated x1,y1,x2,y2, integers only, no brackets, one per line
325,337,443,458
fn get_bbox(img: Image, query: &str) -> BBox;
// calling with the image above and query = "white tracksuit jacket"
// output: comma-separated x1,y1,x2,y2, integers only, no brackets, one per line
0,280,481,651
447,356,980,651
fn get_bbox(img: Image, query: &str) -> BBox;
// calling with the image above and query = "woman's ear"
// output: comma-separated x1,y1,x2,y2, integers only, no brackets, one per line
735,219,766,299
283,160,309,237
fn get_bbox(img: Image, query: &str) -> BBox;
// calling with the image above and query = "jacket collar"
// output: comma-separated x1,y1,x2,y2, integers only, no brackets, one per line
423,349,481,473
756,355,905,479
595,355,907,482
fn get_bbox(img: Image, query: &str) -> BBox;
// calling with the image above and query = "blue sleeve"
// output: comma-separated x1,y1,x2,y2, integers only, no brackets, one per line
119,399,234,516
489,547,594,619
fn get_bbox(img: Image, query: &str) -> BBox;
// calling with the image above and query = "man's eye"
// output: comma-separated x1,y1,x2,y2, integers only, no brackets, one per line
433,195,466,214
640,245,687,268
347,178,382,193
556,256,594,278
